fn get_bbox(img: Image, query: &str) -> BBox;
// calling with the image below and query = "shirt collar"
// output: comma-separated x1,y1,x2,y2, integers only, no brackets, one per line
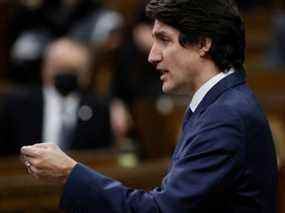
189,68,235,112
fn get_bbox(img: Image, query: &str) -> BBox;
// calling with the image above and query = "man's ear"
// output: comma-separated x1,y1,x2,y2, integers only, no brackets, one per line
199,38,212,57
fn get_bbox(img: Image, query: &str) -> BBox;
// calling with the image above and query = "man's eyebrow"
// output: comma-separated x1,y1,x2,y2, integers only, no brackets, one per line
152,30,169,38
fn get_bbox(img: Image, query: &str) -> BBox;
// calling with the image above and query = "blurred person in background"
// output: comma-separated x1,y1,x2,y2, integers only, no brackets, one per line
110,1,163,155
8,0,101,84
7,0,130,152
67,0,132,152
0,38,113,155
112,0,161,106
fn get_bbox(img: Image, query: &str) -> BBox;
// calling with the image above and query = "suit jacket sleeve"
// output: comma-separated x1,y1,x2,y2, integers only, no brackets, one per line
60,105,245,212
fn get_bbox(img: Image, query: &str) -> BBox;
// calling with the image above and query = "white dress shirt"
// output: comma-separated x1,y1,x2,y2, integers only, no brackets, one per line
189,68,235,112
42,87,79,146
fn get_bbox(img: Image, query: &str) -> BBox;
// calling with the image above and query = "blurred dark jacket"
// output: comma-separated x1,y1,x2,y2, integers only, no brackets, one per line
0,87,113,155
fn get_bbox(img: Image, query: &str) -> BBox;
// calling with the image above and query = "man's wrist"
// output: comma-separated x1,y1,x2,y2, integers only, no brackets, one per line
62,159,78,184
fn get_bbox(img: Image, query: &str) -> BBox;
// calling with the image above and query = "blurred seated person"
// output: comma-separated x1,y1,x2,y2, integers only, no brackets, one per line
110,2,162,147
8,0,100,84
113,3,161,107
0,38,113,155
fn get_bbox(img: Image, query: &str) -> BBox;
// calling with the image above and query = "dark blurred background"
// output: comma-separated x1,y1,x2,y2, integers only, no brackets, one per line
0,0,285,212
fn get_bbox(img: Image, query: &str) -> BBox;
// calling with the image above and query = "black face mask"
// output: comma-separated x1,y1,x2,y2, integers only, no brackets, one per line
54,73,79,96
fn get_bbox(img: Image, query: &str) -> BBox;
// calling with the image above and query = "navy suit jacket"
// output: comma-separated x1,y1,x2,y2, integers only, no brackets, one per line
60,71,277,213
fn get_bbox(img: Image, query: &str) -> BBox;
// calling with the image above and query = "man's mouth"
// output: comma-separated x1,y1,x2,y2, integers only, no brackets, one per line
160,70,169,81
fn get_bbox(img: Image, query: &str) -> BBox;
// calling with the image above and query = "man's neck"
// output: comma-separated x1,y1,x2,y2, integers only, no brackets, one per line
189,68,235,112
192,62,221,93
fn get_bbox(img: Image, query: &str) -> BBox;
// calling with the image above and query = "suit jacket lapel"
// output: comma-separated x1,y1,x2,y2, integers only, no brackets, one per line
194,70,246,115
173,70,246,159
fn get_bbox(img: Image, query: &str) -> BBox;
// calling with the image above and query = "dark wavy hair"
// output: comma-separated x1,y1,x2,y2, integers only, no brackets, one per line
146,0,245,71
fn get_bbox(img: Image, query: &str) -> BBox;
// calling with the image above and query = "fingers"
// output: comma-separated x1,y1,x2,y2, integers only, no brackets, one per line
27,164,41,180
20,154,28,164
24,160,31,167
21,145,46,173
20,142,74,184
33,142,55,149
22,157,38,178
21,145,42,158
33,143,48,149
23,157,45,179
21,142,57,158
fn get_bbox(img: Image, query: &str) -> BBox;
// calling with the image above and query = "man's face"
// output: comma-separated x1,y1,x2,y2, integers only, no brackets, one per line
148,20,201,95
43,41,89,88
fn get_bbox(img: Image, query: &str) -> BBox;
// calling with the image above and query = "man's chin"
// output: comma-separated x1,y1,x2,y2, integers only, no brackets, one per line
163,85,179,95
162,84,191,96
162,84,172,94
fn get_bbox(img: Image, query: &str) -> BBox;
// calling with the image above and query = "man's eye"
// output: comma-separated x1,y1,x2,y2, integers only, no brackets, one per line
159,37,170,44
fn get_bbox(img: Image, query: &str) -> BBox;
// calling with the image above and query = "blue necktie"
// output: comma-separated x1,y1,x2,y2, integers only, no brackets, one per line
182,108,193,131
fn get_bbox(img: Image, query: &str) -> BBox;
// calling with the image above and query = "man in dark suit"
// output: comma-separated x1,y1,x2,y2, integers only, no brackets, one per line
0,38,113,155
21,0,277,212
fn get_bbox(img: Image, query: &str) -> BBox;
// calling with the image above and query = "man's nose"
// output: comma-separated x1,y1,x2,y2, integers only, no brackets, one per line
148,44,162,66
